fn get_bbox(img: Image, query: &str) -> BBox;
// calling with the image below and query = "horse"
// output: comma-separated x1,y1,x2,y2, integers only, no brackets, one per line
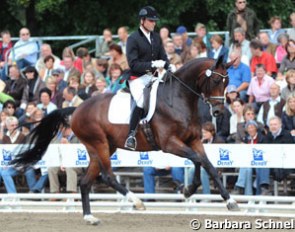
11,55,239,225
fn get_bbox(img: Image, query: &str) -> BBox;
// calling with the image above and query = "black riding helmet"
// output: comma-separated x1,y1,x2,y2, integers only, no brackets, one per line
138,6,159,21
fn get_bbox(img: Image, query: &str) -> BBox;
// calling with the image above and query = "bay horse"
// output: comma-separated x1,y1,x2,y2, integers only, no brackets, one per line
11,56,239,225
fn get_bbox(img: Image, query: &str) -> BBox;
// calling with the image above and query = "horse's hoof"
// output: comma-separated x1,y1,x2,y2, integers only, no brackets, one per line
84,215,100,225
226,199,240,211
134,201,146,210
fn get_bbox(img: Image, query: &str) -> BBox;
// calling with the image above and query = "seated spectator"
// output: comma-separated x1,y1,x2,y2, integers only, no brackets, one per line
0,30,13,81
0,109,9,142
68,75,81,91
95,59,108,78
48,125,83,194
37,88,57,116
2,100,17,117
173,33,188,56
247,64,275,112
225,85,240,115
275,34,289,65
287,12,295,41
108,43,129,71
188,122,224,196
194,23,211,50
105,64,126,94
159,26,171,45
39,55,55,81
8,28,38,70
250,39,277,77
176,25,193,47
35,43,60,73
208,35,228,63
51,68,67,93
62,55,81,82
143,166,184,194
259,32,277,57
62,86,83,108
281,69,295,100
18,102,37,128
45,76,64,109
282,93,295,142
92,77,107,95
268,16,286,45
165,39,181,66
277,39,295,80
227,49,251,102
181,41,205,64
78,70,98,100
257,83,285,129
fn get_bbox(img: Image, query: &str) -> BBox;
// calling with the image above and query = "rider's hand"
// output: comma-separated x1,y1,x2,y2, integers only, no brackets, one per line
151,60,166,68
168,64,176,72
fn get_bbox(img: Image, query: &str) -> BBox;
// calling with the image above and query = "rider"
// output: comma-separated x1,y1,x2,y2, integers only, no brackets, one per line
124,6,169,150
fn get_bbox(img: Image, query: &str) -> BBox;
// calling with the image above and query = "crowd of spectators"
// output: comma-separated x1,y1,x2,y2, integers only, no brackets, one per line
0,0,294,197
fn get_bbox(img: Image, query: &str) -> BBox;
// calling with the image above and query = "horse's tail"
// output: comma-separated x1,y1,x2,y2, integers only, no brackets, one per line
11,107,76,167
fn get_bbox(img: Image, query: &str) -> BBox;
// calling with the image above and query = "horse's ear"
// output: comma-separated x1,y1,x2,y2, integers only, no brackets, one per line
216,55,224,68
225,58,236,69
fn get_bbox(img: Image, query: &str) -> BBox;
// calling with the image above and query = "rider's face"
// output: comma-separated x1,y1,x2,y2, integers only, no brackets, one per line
142,19,156,32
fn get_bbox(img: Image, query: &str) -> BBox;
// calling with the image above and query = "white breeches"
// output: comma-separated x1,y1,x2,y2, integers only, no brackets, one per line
128,74,153,108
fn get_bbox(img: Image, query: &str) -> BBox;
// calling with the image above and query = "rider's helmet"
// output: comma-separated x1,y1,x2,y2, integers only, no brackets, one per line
138,6,159,21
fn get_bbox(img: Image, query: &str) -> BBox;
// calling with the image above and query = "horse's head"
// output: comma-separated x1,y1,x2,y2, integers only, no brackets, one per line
197,55,233,117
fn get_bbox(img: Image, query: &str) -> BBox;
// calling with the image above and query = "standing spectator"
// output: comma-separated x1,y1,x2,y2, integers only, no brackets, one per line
259,32,277,57
268,16,286,45
247,64,275,112
8,28,38,70
282,93,295,142
194,23,211,50
117,26,129,54
277,39,295,79
281,69,295,101
226,0,259,42
257,83,285,129
159,26,171,44
62,86,83,108
250,39,277,77
227,49,251,102
0,30,13,81
78,70,98,100
108,43,129,71
208,35,229,63
176,25,193,47
98,28,113,57
287,12,295,41
35,43,60,72
37,88,57,116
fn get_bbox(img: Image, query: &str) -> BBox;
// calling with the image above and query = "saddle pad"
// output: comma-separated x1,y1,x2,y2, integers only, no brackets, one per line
108,79,160,124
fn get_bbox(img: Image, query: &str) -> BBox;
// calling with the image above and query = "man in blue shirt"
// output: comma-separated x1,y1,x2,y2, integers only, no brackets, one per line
227,49,251,102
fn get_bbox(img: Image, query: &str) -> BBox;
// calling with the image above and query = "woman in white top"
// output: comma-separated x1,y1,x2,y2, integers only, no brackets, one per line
229,99,245,135
37,87,57,116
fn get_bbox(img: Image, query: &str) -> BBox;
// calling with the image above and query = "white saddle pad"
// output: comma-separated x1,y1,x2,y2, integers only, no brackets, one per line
108,79,160,124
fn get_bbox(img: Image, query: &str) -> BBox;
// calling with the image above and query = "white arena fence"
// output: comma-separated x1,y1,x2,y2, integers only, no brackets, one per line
1,144,295,215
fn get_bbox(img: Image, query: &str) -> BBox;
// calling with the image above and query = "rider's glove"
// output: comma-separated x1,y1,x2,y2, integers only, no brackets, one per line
151,60,166,68
168,64,176,72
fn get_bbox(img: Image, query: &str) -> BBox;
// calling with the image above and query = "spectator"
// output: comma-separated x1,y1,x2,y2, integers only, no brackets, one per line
2,100,17,117
8,28,38,70
249,39,277,77
248,64,275,112
117,26,129,54
48,125,83,195
181,41,204,64
37,87,57,116
35,43,60,72
277,39,295,79
258,32,277,57
68,75,81,91
194,23,211,50
98,28,113,57
275,34,289,65
0,109,9,142
0,30,13,81
282,93,295,142
208,35,229,63
226,0,259,42
257,83,285,129
225,85,240,114
164,39,181,66
227,49,251,102
108,43,129,71
268,16,286,45
51,68,67,93
62,86,83,108
105,63,126,94
228,27,251,64
21,66,46,107
143,165,184,194
172,33,185,56
95,59,108,78
18,102,38,128
92,77,107,95
176,25,193,47
159,26,171,44
75,47,89,74
78,70,98,100
39,55,55,81
228,98,245,143
45,76,64,109
62,55,81,82
281,69,295,100
287,12,295,41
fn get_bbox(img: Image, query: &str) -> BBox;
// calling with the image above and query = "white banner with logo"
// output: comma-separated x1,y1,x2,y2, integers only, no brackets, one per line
0,144,293,168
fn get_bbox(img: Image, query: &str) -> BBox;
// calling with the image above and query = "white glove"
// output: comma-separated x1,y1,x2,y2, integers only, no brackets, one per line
168,64,176,72
151,60,166,68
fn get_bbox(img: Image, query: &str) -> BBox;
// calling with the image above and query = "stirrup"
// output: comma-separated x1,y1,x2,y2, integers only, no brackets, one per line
124,135,137,151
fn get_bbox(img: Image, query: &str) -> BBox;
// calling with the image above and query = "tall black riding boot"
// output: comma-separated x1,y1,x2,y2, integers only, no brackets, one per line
124,106,144,150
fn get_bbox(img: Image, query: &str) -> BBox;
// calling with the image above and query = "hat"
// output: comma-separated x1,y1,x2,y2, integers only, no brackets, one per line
138,6,159,21
52,68,64,75
24,66,37,73
245,120,258,128
176,26,187,35
226,85,237,93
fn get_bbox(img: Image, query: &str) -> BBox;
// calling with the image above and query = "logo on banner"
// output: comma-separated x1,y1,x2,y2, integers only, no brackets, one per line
76,149,89,166
1,149,12,166
137,152,153,166
217,148,233,166
110,152,121,166
251,148,267,166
